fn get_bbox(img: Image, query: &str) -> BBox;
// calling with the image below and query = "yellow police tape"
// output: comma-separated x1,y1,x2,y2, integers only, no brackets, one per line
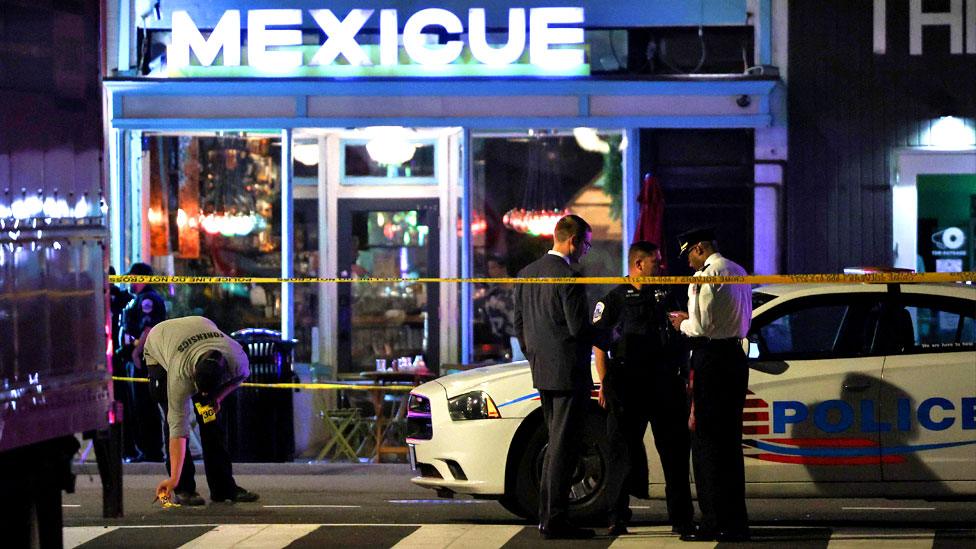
109,272,975,286
111,376,414,392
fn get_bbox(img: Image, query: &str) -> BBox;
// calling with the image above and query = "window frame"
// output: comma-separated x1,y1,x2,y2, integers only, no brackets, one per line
339,138,439,186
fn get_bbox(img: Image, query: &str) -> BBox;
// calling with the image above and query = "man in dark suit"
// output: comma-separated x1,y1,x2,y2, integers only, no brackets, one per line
514,214,595,540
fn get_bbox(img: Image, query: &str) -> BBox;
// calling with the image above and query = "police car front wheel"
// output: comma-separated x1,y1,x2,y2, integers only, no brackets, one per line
510,410,612,523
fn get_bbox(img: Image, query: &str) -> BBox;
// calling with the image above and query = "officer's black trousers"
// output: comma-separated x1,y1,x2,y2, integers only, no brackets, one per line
538,388,590,531
605,369,694,528
124,359,165,461
148,366,239,500
690,341,749,535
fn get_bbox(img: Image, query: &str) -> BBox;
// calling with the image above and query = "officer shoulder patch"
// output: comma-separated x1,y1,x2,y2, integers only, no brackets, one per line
141,298,155,313
592,301,605,323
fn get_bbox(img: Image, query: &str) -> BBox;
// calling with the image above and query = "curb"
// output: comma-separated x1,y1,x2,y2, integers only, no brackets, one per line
73,461,413,476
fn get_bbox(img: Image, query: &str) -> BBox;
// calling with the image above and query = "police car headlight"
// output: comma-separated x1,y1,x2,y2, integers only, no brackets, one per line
448,391,501,421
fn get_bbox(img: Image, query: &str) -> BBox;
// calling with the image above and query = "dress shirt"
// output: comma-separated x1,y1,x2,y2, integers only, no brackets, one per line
679,253,752,339
547,249,570,264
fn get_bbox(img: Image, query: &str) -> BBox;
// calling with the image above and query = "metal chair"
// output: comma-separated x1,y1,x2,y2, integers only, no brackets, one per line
316,408,372,462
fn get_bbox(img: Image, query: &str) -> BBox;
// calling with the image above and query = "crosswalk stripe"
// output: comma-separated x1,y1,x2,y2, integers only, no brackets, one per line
64,526,118,548
62,524,974,548
391,524,523,549
609,526,698,548
826,528,934,549
178,524,320,548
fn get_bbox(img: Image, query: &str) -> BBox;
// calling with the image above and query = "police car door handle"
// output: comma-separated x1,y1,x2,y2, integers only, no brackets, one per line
842,382,870,392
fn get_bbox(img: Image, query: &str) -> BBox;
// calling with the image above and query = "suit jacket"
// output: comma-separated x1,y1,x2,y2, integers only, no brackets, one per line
514,253,593,392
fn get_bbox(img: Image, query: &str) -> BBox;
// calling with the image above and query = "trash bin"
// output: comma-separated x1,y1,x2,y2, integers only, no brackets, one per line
226,328,298,462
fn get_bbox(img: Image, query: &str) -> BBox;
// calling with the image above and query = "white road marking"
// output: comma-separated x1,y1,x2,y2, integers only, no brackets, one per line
179,524,319,548
827,528,934,548
64,526,118,548
262,504,361,508
392,524,523,549
62,504,81,508
841,507,936,511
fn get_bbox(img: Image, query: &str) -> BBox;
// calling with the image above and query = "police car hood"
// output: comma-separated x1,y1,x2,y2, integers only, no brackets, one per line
432,361,532,397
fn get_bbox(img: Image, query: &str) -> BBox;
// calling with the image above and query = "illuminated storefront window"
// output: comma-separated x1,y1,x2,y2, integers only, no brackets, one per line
469,132,623,362
138,134,282,334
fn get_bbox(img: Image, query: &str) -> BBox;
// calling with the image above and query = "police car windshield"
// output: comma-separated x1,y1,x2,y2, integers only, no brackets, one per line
752,292,776,310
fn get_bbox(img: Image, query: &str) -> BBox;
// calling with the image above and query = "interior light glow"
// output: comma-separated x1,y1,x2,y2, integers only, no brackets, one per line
293,143,320,166
199,212,261,237
528,7,585,69
572,127,610,154
402,8,465,65
365,127,419,166
310,9,374,66
503,208,570,236
468,9,526,66
248,9,303,70
929,116,976,149
168,10,241,68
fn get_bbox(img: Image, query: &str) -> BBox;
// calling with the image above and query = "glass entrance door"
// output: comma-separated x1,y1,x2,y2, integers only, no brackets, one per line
337,199,440,375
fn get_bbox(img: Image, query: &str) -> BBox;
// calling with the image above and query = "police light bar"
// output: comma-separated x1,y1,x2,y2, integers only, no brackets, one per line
842,266,916,275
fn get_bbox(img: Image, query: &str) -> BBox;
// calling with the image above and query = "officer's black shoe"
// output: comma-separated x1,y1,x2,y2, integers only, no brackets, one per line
671,523,696,536
213,486,259,503
607,522,628,536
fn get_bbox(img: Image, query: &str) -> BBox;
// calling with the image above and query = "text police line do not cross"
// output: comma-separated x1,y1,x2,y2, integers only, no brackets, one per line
168,7,586,71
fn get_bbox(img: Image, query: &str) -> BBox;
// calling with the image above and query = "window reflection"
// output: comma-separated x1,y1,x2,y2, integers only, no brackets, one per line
470,133,623,363
141,134,281,334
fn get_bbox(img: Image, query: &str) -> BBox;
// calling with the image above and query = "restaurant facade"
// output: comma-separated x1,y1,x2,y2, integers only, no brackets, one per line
103,0,787,383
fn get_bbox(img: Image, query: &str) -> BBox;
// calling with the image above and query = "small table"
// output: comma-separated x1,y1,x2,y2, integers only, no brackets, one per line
359,370,436,462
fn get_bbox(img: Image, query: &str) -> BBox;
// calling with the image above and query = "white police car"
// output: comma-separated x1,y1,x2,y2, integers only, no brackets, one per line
406,283,976,520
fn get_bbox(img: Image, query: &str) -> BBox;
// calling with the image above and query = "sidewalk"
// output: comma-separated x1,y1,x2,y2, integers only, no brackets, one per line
73,461,413,477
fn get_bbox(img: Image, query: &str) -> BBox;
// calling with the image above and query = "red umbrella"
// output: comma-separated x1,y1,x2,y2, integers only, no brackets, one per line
633,172,667,268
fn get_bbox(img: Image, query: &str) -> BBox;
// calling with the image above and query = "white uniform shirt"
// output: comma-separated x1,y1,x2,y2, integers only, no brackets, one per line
143,316,250,439
679,253,752,340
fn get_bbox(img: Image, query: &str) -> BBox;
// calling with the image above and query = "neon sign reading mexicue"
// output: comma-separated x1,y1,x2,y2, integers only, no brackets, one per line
168,8,587,77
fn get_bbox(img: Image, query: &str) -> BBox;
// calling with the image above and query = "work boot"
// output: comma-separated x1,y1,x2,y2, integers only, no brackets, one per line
213,486,259,503
173,491,206,506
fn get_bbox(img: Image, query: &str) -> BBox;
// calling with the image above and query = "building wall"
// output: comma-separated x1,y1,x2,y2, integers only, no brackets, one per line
787,0,976,273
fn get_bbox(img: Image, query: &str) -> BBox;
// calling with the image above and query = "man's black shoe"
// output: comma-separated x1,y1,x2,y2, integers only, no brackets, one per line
539,526,596,540
679,526,717,542
607,522,628,536
671,524,696,536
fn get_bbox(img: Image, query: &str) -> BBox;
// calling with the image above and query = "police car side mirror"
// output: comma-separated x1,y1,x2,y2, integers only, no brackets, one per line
748,359,789,375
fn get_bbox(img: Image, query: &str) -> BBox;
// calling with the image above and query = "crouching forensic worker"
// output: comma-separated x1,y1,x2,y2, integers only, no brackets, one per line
143,316,259,505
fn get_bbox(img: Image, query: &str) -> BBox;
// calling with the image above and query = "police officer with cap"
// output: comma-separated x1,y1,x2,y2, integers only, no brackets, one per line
591,241,694,537
668,227,751,542
120,262,166,462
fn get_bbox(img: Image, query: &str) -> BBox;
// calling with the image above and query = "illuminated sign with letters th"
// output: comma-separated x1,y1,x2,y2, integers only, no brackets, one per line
166,7,589,77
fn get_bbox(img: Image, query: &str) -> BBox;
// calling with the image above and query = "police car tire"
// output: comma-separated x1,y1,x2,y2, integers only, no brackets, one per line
512,409,612,523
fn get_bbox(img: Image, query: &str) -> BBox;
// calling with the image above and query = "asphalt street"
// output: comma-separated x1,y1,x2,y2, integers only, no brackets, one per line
62,462,976,547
